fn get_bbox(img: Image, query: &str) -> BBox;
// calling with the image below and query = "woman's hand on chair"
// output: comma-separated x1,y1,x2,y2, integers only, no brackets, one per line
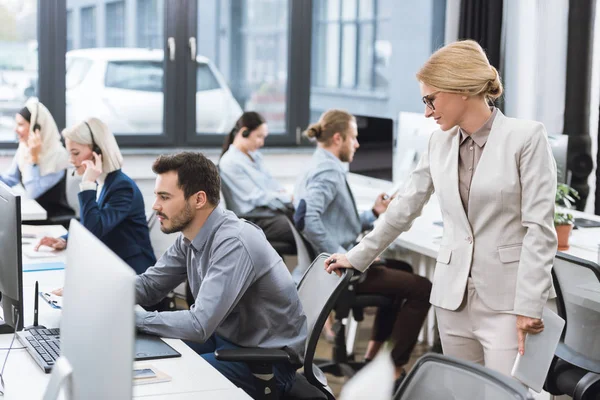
325,254,353,277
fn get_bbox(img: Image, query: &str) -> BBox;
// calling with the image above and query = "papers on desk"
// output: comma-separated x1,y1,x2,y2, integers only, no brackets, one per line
23,248,59,259
133,364,172,385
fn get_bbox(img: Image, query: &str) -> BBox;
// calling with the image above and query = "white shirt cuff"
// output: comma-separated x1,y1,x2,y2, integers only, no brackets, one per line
79,181,97,192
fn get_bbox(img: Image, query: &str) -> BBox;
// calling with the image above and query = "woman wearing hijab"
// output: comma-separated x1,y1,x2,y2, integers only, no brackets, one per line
0,98,73,219
35,117,155,276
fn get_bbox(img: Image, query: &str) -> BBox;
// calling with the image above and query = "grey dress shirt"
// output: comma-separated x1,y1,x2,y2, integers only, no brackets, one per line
219,145,292,215
293,147,376,254
135,207,307,359
458,107,498,213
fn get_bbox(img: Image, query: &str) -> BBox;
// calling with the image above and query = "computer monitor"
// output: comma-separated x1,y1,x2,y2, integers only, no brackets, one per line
349,115,394,181
0,182,23,333
394,111,438,183
43,219,136,400
548,134,569,184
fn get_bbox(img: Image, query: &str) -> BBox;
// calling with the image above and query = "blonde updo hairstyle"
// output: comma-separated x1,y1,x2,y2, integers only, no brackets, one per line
304,109,355,145
416,39,503,104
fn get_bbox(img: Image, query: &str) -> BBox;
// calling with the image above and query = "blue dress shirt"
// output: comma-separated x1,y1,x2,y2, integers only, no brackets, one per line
219,145,291,215
0,155,64,199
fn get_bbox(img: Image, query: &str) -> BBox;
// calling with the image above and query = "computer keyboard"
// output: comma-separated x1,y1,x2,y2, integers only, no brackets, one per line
17,328,61,373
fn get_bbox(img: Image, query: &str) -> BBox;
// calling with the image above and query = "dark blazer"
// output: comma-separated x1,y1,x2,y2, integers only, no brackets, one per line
66,170,156,275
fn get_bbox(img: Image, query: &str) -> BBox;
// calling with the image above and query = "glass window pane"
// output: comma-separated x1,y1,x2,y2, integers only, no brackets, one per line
0,0,38,141
80,6,96,48
325,0,340,20
106,1,125,48
341,24,357,88
137,0,163,49
359,0,374,19
67,0,165,135
342,0,357,21
105,61,162,92
196,63,221,92
324,23,341,87
358,23,374,89
67,11,74,51
196,0,288,135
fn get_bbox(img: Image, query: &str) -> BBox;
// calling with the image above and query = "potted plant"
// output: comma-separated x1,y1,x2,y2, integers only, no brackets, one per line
554,183,579,250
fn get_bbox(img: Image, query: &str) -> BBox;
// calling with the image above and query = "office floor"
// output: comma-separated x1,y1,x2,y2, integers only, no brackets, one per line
313,311,430,397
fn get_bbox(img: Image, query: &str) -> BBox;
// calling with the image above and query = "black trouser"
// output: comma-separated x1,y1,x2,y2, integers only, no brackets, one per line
357,259,432,367
248,208,296,255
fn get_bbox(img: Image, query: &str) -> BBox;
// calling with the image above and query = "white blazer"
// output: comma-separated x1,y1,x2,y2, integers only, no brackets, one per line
347,110,557,319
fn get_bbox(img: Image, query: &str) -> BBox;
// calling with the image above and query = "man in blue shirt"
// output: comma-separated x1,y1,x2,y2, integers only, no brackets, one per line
136,152,307,398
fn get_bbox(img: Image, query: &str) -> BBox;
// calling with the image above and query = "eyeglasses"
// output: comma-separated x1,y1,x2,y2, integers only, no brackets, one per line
422,91,441,111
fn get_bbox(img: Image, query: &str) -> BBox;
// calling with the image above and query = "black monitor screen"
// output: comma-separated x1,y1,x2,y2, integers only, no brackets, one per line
349,115,394,181
0,183,23,332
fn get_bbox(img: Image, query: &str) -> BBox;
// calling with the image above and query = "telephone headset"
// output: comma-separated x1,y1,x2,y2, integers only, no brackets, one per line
241,128,250,138
84,121,102,156
32,102,41,132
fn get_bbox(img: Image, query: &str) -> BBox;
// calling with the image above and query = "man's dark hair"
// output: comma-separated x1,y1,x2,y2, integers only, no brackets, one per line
152,152,220,205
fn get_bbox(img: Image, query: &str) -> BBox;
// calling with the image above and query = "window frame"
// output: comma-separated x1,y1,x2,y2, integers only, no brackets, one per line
80,5,97,49
5,0,313,149
105,1,126,48
312,0,381,92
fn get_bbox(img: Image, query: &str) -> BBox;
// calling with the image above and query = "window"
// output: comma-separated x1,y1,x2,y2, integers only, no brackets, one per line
66,10,74,51
66,57,93,89
105,61,163,92
312,0,389,91
0,0,38,142
199,0,289,134
137,0,163,49
196,63,221,92
106,1,125,48
80,6,97,48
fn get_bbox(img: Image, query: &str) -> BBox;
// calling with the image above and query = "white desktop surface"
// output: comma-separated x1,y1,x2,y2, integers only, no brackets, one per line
11,186,48,221
21,198,47,221
0,225,250,399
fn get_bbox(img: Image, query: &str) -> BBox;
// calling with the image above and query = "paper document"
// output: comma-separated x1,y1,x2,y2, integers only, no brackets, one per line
511,307,565,392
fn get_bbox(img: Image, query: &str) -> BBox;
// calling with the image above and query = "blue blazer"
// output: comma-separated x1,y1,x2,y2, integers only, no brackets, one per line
67,170,156,275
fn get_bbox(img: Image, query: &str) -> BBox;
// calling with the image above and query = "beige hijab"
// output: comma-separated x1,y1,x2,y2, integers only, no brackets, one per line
17,98,69,179
61,117,124,174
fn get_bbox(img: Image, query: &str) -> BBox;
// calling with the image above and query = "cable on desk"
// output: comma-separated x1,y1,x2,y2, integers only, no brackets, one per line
0,311,20,396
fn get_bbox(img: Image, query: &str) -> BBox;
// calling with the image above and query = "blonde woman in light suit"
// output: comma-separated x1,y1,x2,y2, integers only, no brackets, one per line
324,40,558,378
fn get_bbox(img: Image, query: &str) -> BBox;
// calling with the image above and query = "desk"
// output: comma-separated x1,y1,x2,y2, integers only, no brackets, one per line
10,186,48,221
21,198,47,221
1,225,251,399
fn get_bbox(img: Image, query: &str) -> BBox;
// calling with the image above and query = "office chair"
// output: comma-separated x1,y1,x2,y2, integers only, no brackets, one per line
394,353,533,399
220,180,296,255
215,254,354,400
544,252,600,399
290,208,400,379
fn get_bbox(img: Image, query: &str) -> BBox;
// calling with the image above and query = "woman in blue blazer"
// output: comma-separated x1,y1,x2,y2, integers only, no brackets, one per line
35,117,155,275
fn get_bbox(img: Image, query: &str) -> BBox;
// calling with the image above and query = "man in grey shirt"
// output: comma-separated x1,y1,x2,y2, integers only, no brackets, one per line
135,152,307,398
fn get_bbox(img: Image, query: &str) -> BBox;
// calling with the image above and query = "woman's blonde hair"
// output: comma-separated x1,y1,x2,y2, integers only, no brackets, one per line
62,117,123,173
304,109,355,145
416,39,503,104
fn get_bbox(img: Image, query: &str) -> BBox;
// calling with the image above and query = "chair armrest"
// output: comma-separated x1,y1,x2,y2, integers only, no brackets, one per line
215,348,295,364
238,210,276,219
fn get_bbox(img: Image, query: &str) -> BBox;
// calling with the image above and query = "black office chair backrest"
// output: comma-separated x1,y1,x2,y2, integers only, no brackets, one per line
394,353,533,400
218,174,243,215
552,252,600,372
296,254,353,395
